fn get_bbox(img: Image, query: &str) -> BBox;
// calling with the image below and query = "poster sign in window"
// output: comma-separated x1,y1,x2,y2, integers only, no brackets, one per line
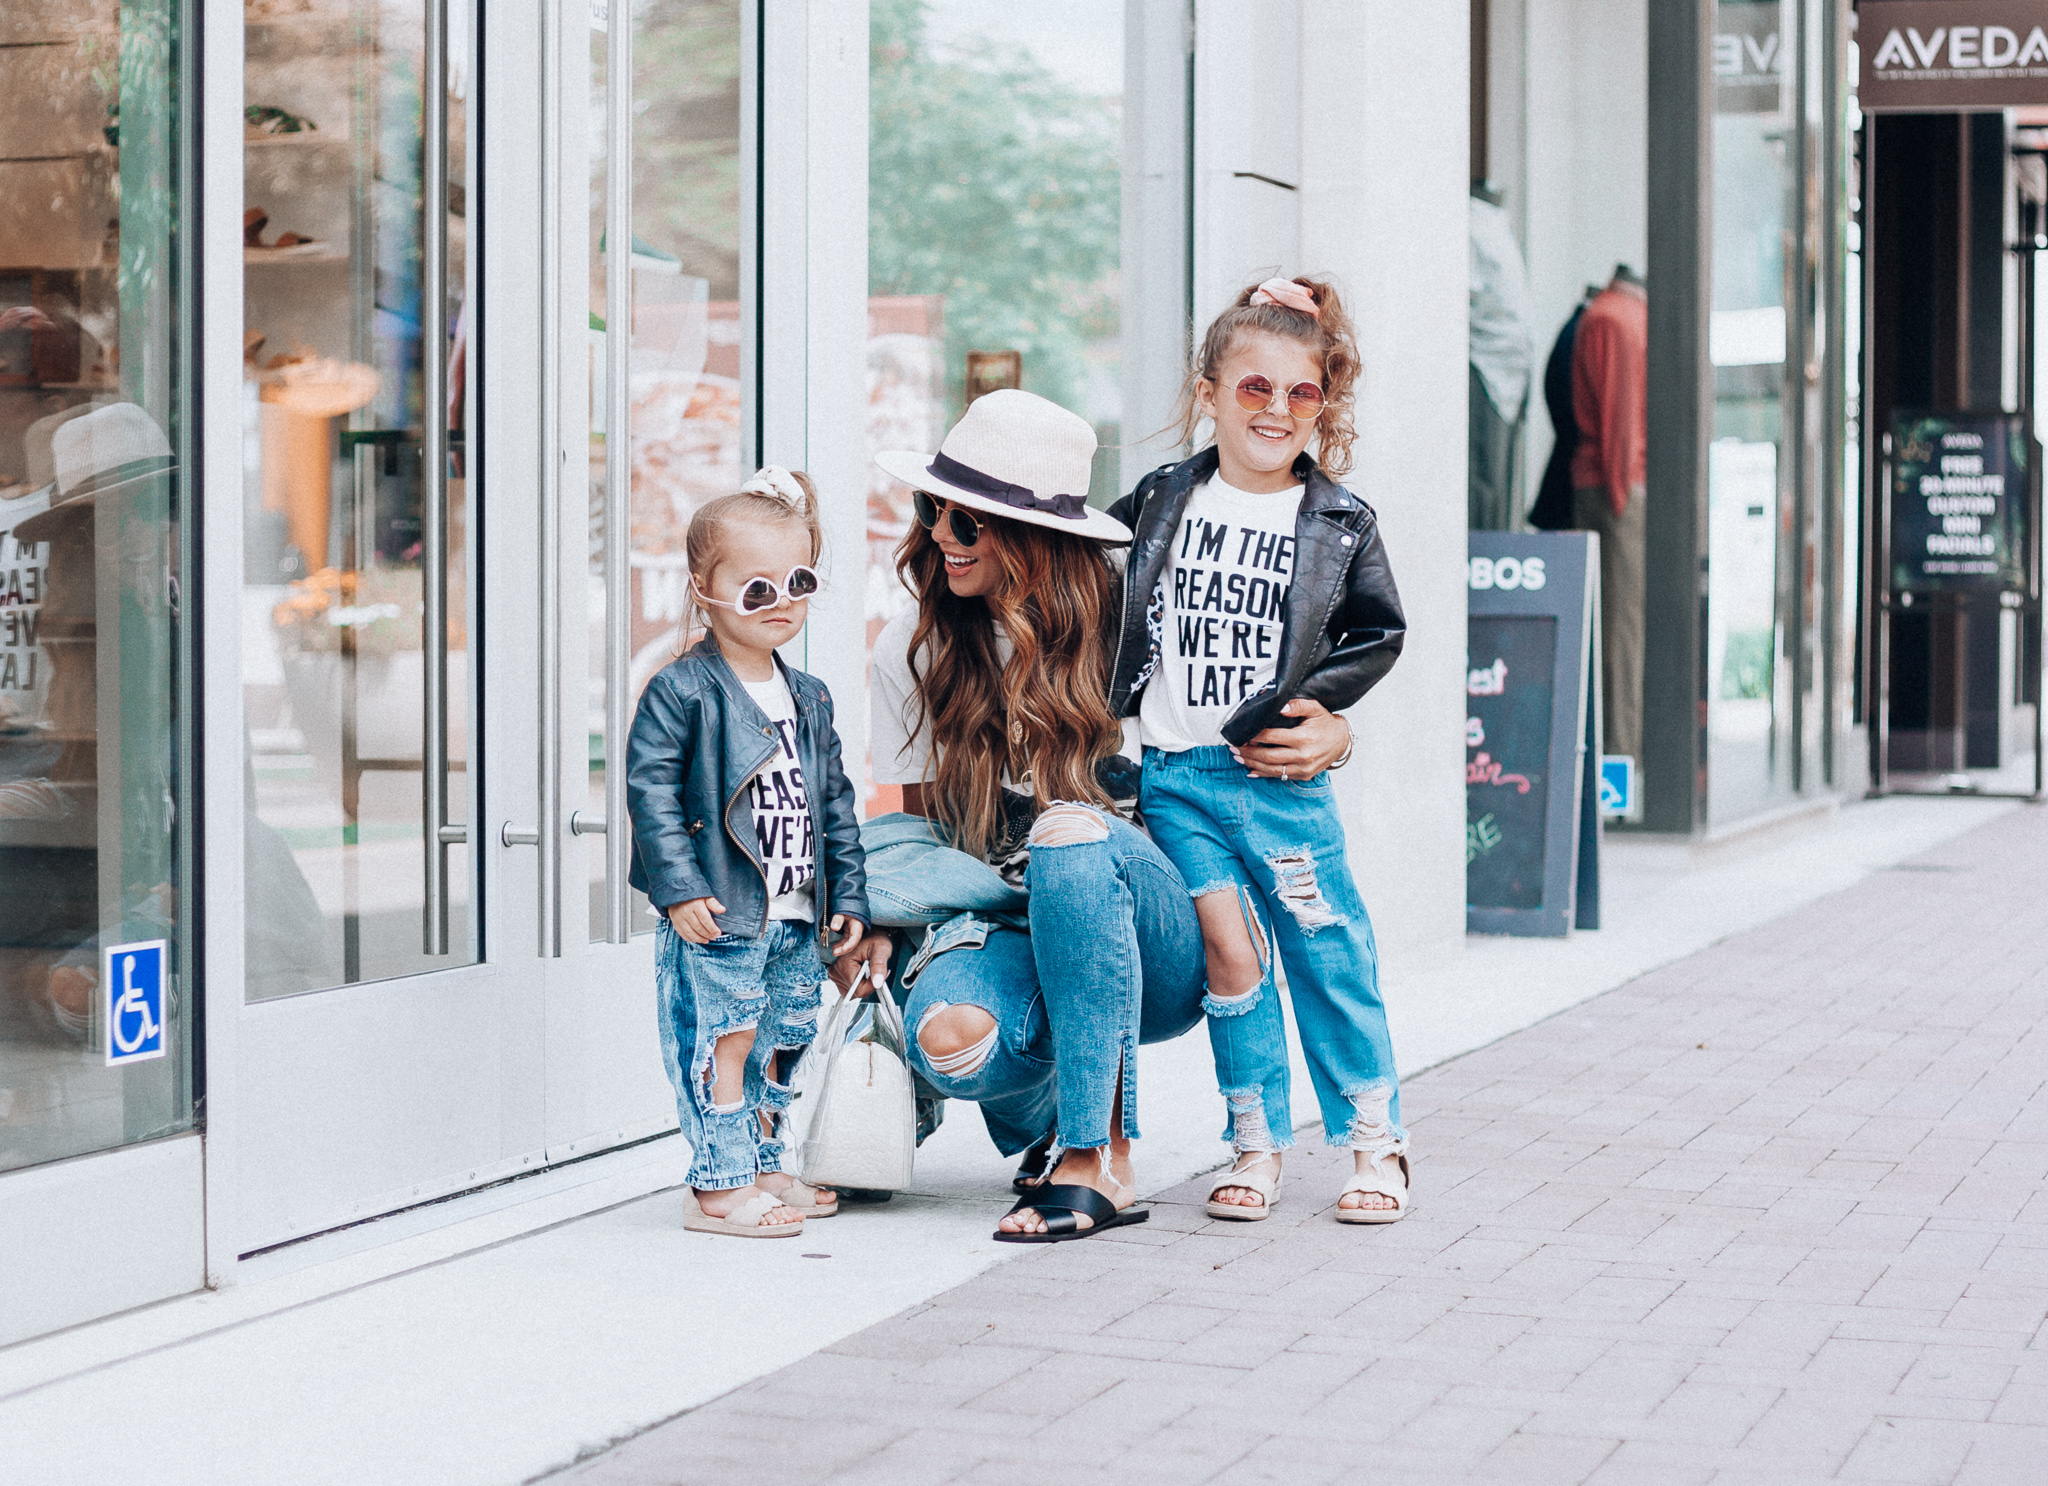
105,939,167,1067
1599,755,1636,817
1888,413,2030,594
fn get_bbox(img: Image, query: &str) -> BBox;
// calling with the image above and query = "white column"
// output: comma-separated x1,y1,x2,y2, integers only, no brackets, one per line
758,2,870,749
803,0,871,754
1298,0,1470,954
1193,0,1302,324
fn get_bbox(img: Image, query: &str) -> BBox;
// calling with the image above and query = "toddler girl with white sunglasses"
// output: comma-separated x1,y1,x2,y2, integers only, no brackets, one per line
626,467,870,1238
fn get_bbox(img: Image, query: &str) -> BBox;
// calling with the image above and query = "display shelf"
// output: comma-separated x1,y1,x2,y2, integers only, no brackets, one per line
244,131,340,149
245,246,347,265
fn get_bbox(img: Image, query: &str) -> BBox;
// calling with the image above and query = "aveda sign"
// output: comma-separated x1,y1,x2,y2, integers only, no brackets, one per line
1861,2,2048,111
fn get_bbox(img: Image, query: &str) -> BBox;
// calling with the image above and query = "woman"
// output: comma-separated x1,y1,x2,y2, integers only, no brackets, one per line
839,389,1351,1240
843,390,1205,1241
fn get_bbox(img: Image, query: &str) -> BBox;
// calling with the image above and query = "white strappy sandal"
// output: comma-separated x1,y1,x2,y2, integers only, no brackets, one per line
682,1187,805,1238
1335,1149,1410,1224
1205,1151,1283,1221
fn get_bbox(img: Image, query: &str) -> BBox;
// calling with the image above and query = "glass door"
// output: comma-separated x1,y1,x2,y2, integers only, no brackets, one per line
235,0,750,1249
544,0,747,1156
235,0,547,1248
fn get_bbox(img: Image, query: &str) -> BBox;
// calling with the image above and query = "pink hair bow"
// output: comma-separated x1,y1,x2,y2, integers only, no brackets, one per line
1249,277,1320,318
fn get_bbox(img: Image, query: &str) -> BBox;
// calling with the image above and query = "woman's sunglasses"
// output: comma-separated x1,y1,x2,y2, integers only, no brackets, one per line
913,489,985,548
1232,374,1326,421
693,565,821,616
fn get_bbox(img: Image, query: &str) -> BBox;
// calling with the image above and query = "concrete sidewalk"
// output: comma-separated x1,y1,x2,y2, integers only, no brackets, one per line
0,797,2026,1486
559,804,2048,1485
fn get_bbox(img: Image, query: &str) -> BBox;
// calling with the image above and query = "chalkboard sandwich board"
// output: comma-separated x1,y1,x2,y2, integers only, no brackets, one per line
1467,533,1598,937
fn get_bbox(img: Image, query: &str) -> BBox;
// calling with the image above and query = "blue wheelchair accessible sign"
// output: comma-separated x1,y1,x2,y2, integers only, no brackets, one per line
1598,755,1636,818
104,939,168,1067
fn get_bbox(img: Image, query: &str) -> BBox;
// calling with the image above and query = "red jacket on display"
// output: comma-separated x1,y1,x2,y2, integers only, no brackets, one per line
1569,285,1648,516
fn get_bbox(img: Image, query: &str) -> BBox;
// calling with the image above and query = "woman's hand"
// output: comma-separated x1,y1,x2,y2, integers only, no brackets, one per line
1231,698,1352,780
666,896,725,943
829,931,894,1000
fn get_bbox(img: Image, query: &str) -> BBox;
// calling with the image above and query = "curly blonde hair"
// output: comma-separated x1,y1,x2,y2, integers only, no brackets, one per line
1172,274,1361,478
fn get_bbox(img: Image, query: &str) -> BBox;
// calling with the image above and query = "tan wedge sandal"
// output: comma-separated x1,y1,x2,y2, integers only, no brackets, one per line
682,1188,805,1238
1335,1150,1409,1224
1205,1151,1283,1221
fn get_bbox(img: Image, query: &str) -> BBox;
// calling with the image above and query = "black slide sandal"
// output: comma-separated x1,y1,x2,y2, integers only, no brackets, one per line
1010,1136,1056,1194
992,1183,1149,1244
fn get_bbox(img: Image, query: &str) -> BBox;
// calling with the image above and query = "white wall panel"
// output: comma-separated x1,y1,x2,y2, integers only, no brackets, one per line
0,1138,204,1346
1299,0,1470,955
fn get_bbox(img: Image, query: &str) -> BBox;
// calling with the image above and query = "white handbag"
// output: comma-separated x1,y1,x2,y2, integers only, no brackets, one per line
790,983,916,1193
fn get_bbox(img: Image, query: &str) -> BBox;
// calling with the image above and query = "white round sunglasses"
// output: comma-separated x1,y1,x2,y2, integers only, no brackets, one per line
692,564,822,616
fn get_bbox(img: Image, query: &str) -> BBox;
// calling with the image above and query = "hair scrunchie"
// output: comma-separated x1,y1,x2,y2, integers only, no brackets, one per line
740,465,808,508
1249,277,1320,318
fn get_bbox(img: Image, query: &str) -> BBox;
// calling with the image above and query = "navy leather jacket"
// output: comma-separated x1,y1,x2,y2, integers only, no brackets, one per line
626,636,870,950
1105,447,1406,745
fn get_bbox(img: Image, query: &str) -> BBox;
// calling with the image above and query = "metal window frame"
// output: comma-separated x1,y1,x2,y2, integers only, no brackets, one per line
1643,0,1714,834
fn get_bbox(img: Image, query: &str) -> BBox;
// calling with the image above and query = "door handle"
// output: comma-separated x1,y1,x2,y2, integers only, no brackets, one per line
422,0,454,957
501,823,541,847
569,811,607,835
599,1,635,945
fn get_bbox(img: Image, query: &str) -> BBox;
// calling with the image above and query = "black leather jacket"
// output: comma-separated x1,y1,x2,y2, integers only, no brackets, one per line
1106,447,1406,745
627,635,870,950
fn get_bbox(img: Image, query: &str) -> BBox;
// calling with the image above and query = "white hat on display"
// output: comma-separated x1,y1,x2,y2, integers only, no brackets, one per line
873,388,1131,544
50,401,174,504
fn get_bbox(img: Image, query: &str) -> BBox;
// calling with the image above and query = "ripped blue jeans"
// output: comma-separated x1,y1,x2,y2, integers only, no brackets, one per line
1140,746,1405,1159
898,811,1206,1156
656,917,825,1190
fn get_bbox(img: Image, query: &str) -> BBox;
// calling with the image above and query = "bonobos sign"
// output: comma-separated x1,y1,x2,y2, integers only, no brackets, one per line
1861,2,2048,111
1467,533,1598,938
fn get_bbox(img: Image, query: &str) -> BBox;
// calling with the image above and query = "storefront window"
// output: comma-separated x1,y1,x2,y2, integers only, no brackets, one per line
241,0,474,993
0,0,193,1170
586,0,744,941
865,0,1127,803
1709,0,1799,823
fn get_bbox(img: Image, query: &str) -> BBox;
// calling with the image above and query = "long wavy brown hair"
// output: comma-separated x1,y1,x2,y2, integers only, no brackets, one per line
896,514,1122,860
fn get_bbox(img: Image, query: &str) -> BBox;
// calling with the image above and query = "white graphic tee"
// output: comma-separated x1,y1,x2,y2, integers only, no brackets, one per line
1137,475,1303,753
740,667,816,920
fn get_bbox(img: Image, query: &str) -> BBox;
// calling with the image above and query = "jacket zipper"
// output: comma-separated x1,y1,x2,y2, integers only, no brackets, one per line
723,731,777,900
1108,475,1150,694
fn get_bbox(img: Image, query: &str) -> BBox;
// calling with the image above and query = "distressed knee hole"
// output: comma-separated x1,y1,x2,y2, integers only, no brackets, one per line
703,1024,758,1107
1199,885,1269,1016
1265,847,1347,932
916,1002,999,1078
1223,1085,1278,1153
1027,803,1110,848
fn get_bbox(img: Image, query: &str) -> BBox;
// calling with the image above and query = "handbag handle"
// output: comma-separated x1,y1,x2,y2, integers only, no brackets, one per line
812,977,910,1058
863,979,910,1059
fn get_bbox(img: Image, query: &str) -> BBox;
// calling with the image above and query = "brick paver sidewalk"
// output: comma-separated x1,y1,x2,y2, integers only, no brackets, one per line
557,810,2048,1485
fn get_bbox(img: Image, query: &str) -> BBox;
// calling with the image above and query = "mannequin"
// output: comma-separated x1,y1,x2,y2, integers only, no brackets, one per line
1468,181,1533,531
1571,264,1648,764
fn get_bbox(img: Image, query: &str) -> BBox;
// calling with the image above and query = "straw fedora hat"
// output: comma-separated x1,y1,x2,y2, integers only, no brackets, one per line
874,388,1131,544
